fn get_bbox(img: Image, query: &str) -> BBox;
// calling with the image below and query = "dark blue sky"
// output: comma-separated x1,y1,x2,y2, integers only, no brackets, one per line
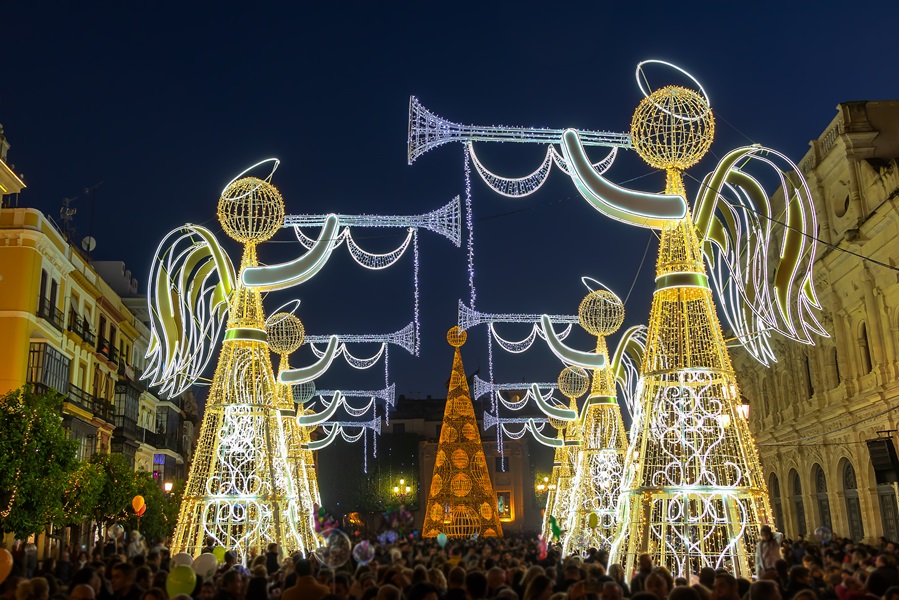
3,2,899,400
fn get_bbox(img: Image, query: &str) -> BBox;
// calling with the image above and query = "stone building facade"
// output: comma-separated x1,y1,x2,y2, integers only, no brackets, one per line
735,100,899,543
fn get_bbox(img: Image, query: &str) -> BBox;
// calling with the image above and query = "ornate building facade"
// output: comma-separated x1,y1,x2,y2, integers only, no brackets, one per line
735,100,899,542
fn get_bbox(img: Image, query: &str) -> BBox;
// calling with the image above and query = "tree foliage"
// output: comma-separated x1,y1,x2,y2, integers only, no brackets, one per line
62,461,106,525
89,453,138,526
0,386,77,538
123,472,182,543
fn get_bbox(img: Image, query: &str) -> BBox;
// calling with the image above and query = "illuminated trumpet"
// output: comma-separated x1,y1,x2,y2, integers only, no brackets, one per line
472,375,556,401
304,416,381,451
316,383,396,407
458,300,577,332
408,96,632,164
285,195,461,247
482,412,548,431
305,321,416,355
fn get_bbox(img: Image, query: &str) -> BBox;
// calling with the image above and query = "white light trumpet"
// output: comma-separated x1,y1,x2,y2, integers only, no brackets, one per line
305,417,382,450
458,300,578,332
286,196,462,247
408,97,631,164
315,383,396,408
305,322,417,355
472,375,557,402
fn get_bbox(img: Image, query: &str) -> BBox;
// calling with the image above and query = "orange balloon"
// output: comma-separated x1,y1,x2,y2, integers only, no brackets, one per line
0,548,12,585
132,495,145,512
136,505,147,517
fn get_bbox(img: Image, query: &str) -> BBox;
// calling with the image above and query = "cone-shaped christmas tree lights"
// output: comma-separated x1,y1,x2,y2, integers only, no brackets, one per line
422,327,503,538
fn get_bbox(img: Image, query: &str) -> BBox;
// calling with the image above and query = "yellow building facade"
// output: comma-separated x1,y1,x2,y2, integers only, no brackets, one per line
735,100,899,543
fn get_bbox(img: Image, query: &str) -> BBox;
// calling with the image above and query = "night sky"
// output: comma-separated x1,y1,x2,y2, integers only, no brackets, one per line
4,2,899,403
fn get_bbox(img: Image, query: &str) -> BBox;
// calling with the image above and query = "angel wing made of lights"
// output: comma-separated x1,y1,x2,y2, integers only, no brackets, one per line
144,225,236,398
562,131,828,365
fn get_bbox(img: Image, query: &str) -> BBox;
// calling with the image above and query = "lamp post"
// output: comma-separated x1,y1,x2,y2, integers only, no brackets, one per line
163,481,174,494
393,478,412,499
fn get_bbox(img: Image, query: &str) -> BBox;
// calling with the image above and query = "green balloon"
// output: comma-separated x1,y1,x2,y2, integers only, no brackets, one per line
166,565,197,597
588,513,599,529
212,546,226,563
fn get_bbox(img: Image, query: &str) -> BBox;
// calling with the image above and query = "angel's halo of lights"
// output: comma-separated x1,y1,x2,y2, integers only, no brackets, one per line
635,60,711,121
578,290,625,336
218,176,285,243
557,366,589,399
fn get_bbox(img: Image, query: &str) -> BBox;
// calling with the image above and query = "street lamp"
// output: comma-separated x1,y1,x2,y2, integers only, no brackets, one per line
393,478,412,498
163,481,173,493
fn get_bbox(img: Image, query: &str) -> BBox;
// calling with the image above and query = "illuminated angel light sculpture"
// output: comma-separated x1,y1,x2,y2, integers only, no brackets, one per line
421,327,504,539
149,165,341,560
540,366,588,542
539,288,646,555
265,311,320,551
409,62,827,576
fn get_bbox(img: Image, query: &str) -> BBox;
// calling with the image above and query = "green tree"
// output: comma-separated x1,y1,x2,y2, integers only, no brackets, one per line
62,461,106,524
0,386,77,538
124,472,183,543
89,453,137,527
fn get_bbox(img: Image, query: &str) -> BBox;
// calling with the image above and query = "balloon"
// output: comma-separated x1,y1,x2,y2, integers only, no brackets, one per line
0,549,12,585
385,530,398,544
193,553,218,580
537,535,548,560
549,515,562,541
815,526,833,544
436,533,448,548
172,553,193,567
136,505,147,517
132,495,145,512
588,513,598,529
166,565,196,597
352,541,375,566
212,546,227,563
313,529,351,569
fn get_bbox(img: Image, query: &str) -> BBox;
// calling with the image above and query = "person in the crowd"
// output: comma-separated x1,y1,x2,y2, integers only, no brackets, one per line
212,571,243,600
713,573,741,600
16,578,50,600
522,574,553,600
631,555,654,593
750,580,784,600
645,571,672,600
136,589,166,600
68,585,95,600
757,526,784,578
281,559,329,600
110,564,142,600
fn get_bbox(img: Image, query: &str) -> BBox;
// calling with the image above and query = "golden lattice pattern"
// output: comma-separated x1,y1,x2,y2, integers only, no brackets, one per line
579,290,625,336
217,177,285,244
421,329,503,539
630,86,714,171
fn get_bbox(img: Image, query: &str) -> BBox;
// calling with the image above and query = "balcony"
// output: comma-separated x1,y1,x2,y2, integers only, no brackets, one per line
36,297,65,332
96,337,119,365
67,384,112,422
113,414,139,440
117,362,147,391
67,312,96,345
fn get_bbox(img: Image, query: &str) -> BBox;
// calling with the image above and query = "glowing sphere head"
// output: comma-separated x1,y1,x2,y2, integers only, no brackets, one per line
578,290,625,336
558,366,589,399
293,381,316,405
217,176,285,244
265,312,305,355
630,85,714,171
447,326,467,348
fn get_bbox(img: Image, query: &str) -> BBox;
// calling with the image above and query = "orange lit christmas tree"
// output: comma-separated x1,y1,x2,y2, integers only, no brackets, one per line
422,327,503,538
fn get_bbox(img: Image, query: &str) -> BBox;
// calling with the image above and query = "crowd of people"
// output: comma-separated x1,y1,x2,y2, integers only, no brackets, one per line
3,529,899,600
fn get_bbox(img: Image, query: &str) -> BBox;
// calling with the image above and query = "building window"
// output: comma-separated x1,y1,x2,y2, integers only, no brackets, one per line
833,347,841,386
878,483,899,543
813,464,832,530
40,269,48,300
843,461,864,541
27,343,71,395
860,323,873,374
770,473,785,531
805,357,815,398
790,469,807,537
495,457,509,473
497,491,512,521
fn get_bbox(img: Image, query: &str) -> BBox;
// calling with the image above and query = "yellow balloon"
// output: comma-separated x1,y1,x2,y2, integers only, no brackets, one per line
166,565,196,597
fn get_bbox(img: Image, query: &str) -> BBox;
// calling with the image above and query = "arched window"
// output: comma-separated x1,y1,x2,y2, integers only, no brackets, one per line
813,464,832,530
842,460,864,541
878,482,899,542
790,468,807,536
770,473,785,531
860,323,873,374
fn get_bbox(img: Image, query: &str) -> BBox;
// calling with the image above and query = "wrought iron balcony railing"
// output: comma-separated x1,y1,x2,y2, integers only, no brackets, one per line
67,311,96,345
36,297,65,332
